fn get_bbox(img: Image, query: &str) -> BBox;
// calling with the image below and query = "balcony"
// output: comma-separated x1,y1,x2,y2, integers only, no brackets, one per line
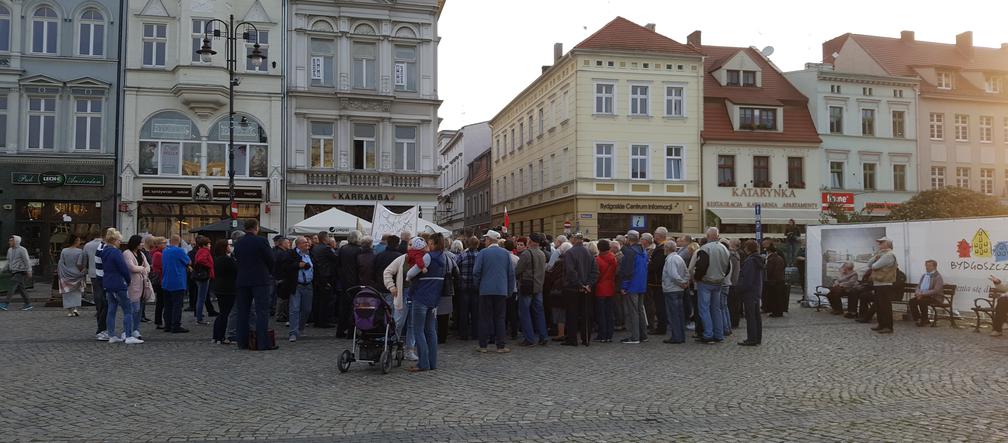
290,169,438,191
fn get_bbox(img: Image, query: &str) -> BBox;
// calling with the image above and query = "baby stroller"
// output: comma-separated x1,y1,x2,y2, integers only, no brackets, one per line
338,286,404,374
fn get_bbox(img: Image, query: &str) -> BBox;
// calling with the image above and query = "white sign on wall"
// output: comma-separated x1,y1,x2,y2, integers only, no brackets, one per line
311,57,324,80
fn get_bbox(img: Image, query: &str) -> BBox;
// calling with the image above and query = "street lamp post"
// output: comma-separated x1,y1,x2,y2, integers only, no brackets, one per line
195,15,266,231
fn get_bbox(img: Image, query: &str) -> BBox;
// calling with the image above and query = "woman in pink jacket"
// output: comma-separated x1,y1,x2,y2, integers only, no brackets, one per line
122,235,150,342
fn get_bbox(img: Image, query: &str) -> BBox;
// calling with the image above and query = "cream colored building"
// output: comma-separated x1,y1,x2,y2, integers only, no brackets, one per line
490,17,704,239
119,0,284,237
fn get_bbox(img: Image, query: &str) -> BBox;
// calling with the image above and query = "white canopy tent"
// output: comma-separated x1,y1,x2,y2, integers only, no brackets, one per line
289,208,449,237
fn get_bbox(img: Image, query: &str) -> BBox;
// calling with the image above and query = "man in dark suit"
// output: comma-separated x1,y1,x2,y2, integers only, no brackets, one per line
233,219,277,350
310,232,338,328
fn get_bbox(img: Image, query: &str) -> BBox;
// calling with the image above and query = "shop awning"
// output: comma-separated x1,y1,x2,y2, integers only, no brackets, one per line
709,207,821,225
190,219,277,235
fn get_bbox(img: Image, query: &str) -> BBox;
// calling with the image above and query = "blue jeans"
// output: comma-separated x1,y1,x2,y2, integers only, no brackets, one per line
236,285,272,350
518,293,548,343
131,301,142,335
664,291,685,342
410,303,438,370
195,280,210,322
289,283,313,338
105,290,132,339
720,286,731,335
595,297,615,341
696,282,724,340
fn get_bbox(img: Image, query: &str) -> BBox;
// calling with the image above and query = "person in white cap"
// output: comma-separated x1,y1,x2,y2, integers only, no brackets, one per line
473,230,515,353
866,237,898,334
1,235,34,311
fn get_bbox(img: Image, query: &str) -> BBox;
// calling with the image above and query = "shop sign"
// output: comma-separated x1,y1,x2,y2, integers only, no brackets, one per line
631,215,646,229
599,202,681,211
193,184,212,202
213,186,264,201
333,192,396,201
821,192,855,212
11,172,105,187
731,188,798,198
579,213,593,219
708,201,819,210
142,185,193,198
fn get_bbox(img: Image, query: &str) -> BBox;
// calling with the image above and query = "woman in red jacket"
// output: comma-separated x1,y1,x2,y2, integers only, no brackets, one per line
594,239,618,342
193,236,216,324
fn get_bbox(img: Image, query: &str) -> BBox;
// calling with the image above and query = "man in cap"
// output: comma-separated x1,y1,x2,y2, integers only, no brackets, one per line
866,237,899,334
473,230,515,353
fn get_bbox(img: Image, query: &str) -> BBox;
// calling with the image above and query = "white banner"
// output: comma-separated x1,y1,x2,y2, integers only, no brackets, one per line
370,203,418,245
807,216,1008,314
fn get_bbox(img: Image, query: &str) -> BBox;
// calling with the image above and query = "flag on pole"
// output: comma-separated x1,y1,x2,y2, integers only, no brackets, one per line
503,206,510,233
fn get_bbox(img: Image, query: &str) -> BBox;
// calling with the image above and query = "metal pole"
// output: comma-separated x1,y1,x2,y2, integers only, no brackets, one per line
228,14,236,231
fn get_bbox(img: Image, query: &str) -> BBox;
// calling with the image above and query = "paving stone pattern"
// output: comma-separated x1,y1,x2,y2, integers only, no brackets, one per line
1,293,1007,442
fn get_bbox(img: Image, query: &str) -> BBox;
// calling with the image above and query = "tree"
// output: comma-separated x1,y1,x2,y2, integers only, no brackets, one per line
887,187,1008,221
819,202,877,224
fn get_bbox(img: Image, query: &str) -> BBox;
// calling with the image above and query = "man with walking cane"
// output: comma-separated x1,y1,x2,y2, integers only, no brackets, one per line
562,233,598,346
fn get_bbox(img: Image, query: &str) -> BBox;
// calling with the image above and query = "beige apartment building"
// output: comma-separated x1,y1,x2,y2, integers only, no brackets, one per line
824,31,1008,200
490,17,704,239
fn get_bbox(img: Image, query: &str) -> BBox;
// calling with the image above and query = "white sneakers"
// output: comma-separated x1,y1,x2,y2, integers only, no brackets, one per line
124,337,144,345
405,349,419,361
96,331,110,341
108,334,124,344
289,335,297,342
131,330,142,339
107,333,144,344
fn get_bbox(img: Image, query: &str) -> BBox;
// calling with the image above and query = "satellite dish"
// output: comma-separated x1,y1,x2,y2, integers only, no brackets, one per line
832,51,840,59
761,46,775,57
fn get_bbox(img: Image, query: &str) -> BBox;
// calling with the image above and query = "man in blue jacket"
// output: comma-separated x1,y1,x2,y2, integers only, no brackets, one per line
233,219,277,350
161,234,191,333
618,230,649,344
473,230,515,353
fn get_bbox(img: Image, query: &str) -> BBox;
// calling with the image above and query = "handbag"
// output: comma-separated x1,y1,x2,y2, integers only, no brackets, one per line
193,265,210,282
142,278,156,303
441,255,455,299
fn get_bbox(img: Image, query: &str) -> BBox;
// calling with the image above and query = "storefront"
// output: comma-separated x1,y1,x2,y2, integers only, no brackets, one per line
286,189,436,234
133,184,265,238
499,196,702,239
0,162,115,274
706,186,821,237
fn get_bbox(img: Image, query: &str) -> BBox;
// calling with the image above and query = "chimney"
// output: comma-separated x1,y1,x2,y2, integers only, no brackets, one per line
541,65,551,74
553,42,562,63
645,23,655,32
956,31,974,57
900,30,914,43
687,30,701,47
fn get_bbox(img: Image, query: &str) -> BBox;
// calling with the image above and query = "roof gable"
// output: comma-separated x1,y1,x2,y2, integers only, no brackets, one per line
241,0,273,24
138,0,169,18
573,17,702,56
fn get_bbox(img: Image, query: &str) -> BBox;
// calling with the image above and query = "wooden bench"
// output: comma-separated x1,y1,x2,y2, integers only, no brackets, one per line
926,284,958,328
972,288,1004,332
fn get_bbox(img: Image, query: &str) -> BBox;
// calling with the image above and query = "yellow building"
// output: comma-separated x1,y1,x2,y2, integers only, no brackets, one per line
490,17,704,239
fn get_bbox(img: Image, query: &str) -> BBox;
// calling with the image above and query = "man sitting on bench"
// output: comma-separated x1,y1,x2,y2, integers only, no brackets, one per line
908,260,944,327
989,276,1008,337
826,262,858,315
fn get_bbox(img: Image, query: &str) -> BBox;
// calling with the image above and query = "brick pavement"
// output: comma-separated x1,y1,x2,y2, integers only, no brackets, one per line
1,293,1007,442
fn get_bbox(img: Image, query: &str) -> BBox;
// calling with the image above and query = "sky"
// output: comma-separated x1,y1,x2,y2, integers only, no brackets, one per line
436,0,1008,130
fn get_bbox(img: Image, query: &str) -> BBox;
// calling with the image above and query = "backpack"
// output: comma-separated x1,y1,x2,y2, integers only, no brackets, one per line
894,268,907,291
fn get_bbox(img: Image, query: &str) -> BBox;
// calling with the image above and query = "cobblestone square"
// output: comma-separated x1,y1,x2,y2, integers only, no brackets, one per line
2,293,1007,442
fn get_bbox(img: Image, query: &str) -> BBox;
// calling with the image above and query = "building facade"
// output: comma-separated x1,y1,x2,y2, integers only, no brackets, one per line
0,0,122,272
284,0,443,231
118,0,284,238
491,17,704,239
823,31,1008,201
436,121,489,233
463,147,491,234
695,34,823,236
785,62,919,217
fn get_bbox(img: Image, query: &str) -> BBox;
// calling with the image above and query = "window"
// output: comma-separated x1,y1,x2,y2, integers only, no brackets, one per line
956,167,970,188
980,116,993,143
394,45,417,92
891,110,905,138
955,114,969,141
665,145,684,180
538,108,544,135
752,156,770,188
191,19,217,63
518,123,524,147
352,124,376,170
830,161,845,189
893,164,907,192
27,97,56,149
74,98,102,150
829,106,843,134
742,70,756,87
32,7,58,54
561,90,570,121
717,155,735,187
980,168,994,195
518,168,524,196
929,113,944,140
310,38,335,86
538,159,544,190
630,144,648,180
830,85,841,94
937,71,953,90
0,5,9,52
207,116,268,177
352,42,376,89
527,115,533,143
630,85,649,115
509,128,514,152
138,112,201,176
79,9,104,56
310,122,334,168
142,23,167,67
726,70,740,86
893,89,903,98
494,137,500,159
861,109,875,136
1005,118,1008,143
594,144,613,179
0,97,6,147
245,31,268,72
862,87,873,96
594,83,614,114
739,107,776,130
665,86,684,117
931,166,946,189
787,157,804,188
985,75,1001,93
862,163,876,190
394,126,417,171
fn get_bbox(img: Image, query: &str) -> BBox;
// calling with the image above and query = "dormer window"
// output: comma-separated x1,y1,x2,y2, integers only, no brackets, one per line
985,75,1002,93
742,70,756,87
726,70,757,87
936,71,953,90
727,70,740,86
739,107,776,130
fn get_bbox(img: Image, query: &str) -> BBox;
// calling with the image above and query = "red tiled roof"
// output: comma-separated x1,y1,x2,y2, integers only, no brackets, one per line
573,17,702,56
697,45,820,144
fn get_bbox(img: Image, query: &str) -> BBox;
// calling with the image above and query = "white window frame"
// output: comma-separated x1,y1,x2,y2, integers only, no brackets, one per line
309,122,335,169
393,44,417,92
830,161,845,189
0,5,10,53
73,97,103,151
191,19,216,64
629,144,649,180
665,145,684,180
664,84,685,117
538,107,544,135
893,164,907,192
937,71,953,90
142,23,167,68
954,114,969,142
931,166,946,189
245,30,269,73
527,115,533,143
31,6,58,55
594,82,615,115
77,8,105,57
594,143,613,179
862,162,877,191
629,84,649,116
891,110,906,139
394,125,417,171
979,115,993,143
860,108,875,136
352,41,377,90
980,168,994,195
0,96,7,148
27,96,56,150
518,122,524,148
956,167,970,189
929,113,944,140
985,76,1001,93
828,106,844,134
352,123,377,170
